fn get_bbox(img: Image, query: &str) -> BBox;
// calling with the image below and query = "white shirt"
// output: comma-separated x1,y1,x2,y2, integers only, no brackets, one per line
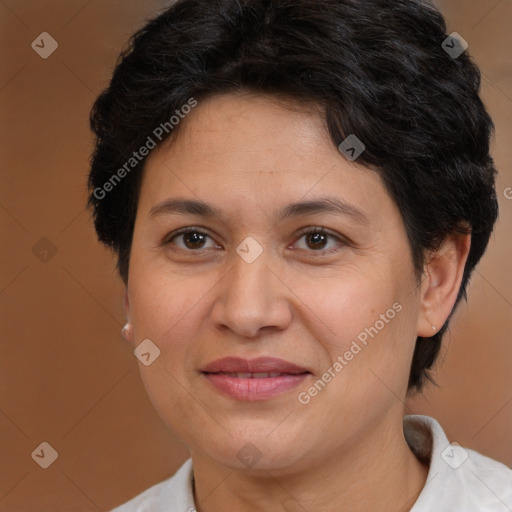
110,415,512,511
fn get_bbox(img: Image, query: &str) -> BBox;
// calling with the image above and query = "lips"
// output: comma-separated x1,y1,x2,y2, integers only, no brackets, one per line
201,357,311,401
213,371,285,378
201,356,310,375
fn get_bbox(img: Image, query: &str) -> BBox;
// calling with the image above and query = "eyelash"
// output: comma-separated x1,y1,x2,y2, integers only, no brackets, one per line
162,226,346,255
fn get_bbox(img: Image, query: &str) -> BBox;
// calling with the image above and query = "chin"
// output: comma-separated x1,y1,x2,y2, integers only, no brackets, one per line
198,427,314,473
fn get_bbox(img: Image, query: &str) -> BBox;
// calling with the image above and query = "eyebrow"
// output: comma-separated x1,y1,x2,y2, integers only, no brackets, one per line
149,196,369,224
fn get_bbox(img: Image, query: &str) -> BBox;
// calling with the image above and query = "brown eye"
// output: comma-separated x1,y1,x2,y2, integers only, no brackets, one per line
165,228,217,251
181,231,207,249
294,227,345,254
305,231,329,250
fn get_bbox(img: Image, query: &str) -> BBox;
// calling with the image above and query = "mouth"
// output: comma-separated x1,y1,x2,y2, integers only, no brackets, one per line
206,371,299,378
201,357,312,401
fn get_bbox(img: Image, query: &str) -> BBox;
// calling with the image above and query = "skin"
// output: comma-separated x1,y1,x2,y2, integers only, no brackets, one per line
123,92,470,512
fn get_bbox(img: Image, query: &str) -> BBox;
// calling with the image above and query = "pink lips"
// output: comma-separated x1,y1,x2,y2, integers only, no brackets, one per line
201,356,311,401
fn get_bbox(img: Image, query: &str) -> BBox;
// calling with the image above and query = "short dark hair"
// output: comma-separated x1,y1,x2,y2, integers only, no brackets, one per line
87,0,498,392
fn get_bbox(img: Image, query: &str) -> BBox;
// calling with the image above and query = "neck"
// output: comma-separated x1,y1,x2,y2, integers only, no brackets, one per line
191,415,429,512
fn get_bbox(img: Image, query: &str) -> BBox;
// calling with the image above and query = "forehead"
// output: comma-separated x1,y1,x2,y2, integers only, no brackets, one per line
149,92,330,169
138,92,393,225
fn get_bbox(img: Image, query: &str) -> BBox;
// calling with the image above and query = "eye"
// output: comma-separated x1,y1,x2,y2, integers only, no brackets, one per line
162,226,346,254
293,227,346,254
164,227,219,251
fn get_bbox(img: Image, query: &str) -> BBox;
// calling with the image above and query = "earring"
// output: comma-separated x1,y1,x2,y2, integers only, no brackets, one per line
432,324,436,332
121,322,133,341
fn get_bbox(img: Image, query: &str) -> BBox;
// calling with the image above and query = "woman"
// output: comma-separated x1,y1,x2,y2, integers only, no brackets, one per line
87,0,512,510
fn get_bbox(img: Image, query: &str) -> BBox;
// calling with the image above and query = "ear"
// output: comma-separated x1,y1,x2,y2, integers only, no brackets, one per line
121,288,135,344
417,232,471,337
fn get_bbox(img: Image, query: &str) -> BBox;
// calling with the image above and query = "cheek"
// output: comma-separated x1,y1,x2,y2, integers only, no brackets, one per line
127,270,214,438
127,269,217,415
299,270,418,397
298,269,406,347
129,268,218,344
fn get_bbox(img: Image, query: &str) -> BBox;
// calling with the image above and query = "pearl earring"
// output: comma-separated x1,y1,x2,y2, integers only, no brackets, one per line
121,323,133,340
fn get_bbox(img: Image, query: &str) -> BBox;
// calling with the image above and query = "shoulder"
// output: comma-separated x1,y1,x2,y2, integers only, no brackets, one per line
406,415,512,511
109,458,195,512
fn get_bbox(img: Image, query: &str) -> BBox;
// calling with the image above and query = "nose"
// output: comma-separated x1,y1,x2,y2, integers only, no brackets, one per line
210,245,293,339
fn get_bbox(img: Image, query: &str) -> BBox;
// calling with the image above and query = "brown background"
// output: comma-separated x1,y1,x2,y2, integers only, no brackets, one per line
0,0,511,510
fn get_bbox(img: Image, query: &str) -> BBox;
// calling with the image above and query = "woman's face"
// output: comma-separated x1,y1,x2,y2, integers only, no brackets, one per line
126,92,425,473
